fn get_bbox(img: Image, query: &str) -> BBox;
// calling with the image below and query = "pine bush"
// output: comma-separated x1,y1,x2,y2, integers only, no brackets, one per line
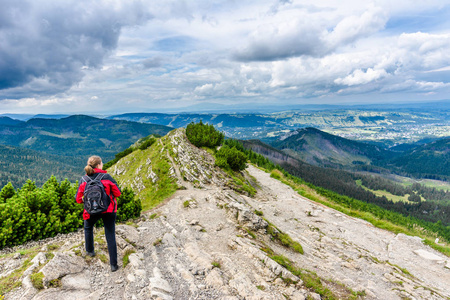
215,145,247,171
186,121,224,148
0,176,142,249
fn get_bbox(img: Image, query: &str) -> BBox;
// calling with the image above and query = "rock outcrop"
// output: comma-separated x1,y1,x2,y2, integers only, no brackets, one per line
1,128,449,299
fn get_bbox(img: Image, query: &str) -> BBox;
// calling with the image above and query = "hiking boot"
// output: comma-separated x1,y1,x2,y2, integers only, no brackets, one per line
111,265,119,272
86,251,96,257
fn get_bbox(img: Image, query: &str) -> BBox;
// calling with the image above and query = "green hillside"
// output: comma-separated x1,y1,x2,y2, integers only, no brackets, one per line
388,138,450,180
270,127,393,168
0,144,83,188
0,115,173,162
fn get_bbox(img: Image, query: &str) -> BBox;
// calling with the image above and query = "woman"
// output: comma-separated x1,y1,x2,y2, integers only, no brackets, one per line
76,155,121,272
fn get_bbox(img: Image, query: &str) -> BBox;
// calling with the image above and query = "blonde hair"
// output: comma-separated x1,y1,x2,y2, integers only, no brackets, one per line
85,156,102,175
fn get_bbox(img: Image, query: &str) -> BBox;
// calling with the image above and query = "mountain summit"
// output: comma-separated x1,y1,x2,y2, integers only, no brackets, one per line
1,128,449,299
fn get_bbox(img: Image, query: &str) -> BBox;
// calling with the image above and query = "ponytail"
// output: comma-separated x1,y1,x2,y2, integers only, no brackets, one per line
85,156,102,176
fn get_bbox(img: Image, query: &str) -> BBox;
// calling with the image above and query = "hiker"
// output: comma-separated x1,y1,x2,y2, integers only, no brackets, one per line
75,155,121,272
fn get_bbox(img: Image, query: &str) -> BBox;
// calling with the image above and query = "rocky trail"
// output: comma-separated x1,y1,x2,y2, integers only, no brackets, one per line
1,129,450,300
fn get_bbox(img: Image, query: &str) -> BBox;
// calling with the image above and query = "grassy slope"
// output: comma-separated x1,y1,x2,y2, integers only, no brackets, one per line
107,134,179,211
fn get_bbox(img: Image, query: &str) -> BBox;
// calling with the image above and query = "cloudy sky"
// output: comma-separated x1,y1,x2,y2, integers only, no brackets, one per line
0,0,450,114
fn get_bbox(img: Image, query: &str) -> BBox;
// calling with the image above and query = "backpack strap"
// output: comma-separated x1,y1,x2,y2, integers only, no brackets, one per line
95,173,106,182
81,175,90,183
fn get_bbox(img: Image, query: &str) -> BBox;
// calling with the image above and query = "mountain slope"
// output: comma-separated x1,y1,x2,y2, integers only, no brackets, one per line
270,127,392,168
2,128,449,300
0,144,83,188
388,137,450,179
0,115,173,162
0,117,23,126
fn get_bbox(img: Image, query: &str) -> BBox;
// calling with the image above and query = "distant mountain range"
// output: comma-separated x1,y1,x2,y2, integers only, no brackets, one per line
0,111,449,188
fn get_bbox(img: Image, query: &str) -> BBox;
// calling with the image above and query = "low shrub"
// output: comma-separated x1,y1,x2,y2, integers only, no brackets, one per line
215,145,247,171
0,177,142,249
186,121,224,148
116,187,142,222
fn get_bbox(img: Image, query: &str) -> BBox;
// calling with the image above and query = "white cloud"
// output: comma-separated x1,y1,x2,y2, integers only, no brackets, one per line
334,68,388,86
1,0,450,113
327,5,388,48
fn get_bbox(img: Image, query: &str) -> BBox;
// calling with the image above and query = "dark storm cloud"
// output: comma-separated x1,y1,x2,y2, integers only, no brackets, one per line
0,0,152,99
233,25,326,62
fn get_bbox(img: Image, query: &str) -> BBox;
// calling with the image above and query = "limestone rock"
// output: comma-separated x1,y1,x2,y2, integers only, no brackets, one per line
413,249,445,261
116,224,141,247
40,253,85,285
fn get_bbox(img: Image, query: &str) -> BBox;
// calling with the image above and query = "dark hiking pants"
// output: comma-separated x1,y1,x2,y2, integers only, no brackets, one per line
84,213,117,267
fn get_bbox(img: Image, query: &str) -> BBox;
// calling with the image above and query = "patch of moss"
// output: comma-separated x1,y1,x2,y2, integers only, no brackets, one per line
125,238,137,248
123,249,136,268
45,252,54,260
98,253,108,264
30,272,45,290
48,278,62,288
211,261,221,268
254,209,264,216
47,244,60,251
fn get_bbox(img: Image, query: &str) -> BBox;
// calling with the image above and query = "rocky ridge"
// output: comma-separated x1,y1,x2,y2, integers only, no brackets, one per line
1,128,450,300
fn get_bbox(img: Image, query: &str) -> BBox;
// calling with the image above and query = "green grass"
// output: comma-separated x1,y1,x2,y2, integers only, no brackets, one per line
122,249,136,268
265,220,304,254
399,176,450,191
254,209,264,216
30,272,45,290
183,200,190,208
48,278,62,288
149,213,158,219
45,252,54,260
211,261,221,268
356,180,414,203
260,246,352,300
0,258,33,295
98,253,108,264
108,135,178,212
126,221,138,228
245,228,257,239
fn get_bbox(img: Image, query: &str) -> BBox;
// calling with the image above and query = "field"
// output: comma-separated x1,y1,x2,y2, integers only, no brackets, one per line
356,180,415,203
398,176,450,191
